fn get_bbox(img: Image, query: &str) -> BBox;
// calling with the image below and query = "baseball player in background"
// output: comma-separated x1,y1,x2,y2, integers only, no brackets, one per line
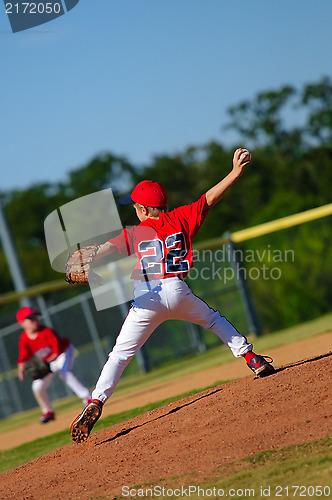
71,148,275,442
17,306,92,423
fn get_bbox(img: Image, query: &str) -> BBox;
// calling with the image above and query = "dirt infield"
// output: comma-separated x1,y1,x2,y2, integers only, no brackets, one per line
1,331,331,451
0,350,331,500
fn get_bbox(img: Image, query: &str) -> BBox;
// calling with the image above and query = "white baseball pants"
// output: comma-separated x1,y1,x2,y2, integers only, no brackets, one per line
92,277,252,403
32,344,91,413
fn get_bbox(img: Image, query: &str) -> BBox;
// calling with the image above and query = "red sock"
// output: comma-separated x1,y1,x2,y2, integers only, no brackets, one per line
244,351,256,362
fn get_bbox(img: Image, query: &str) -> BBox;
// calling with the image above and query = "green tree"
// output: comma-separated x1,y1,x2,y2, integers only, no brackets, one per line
224,85,300,154
0,154,136,292
57,153,135,201
301,76,332,147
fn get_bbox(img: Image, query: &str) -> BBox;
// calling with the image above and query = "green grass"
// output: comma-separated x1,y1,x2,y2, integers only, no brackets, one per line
193,437,332,500
112,437,332,500
210,438,332,499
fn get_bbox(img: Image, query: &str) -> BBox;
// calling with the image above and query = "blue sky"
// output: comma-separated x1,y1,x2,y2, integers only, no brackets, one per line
0,0,331,191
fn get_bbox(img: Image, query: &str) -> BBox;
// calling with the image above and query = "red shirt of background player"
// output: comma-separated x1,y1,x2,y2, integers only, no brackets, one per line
18,325,70,364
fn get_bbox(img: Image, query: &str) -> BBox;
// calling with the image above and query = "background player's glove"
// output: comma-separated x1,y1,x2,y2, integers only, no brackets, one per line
65,245,102,285
24,357,52,381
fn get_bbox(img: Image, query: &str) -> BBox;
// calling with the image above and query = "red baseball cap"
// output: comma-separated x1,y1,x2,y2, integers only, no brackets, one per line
119,180,168,208
16,307,40,322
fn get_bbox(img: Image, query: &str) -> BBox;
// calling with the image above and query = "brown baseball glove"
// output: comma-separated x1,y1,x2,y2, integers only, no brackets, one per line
65,245,102,285
24,357,51,381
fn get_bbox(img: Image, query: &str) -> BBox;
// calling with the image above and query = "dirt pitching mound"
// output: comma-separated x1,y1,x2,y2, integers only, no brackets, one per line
1,353,331,499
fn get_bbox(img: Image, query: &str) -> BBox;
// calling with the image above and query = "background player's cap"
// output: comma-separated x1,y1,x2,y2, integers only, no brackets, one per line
16,307,40,322
119,180,168,207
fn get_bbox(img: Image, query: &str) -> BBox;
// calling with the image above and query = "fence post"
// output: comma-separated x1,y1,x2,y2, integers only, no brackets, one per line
80,296,107,368
0,334,24,415
225,233,261,336
36,295,54,327
0,200,31,308
185,322,206,354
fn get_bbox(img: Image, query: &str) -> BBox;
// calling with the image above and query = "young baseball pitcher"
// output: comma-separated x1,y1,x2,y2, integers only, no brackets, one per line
71,148,275,442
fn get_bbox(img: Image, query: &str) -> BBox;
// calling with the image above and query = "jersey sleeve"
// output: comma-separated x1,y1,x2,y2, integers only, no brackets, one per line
170,193,209,238
108,227,134,256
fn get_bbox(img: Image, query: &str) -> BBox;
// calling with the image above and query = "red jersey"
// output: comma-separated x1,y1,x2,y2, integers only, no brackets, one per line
109,194,209,280
17,326,70,364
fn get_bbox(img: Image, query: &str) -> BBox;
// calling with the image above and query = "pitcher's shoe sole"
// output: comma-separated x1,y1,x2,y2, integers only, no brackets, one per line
70,401,102,443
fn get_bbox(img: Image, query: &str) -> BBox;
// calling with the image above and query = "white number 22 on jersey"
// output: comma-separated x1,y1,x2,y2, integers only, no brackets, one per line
138,232,189,275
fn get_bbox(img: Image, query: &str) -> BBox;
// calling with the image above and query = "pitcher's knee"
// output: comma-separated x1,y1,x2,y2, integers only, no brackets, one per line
109,351,135,367
109,343,140,363
215,315,240,334
201,310,224,331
